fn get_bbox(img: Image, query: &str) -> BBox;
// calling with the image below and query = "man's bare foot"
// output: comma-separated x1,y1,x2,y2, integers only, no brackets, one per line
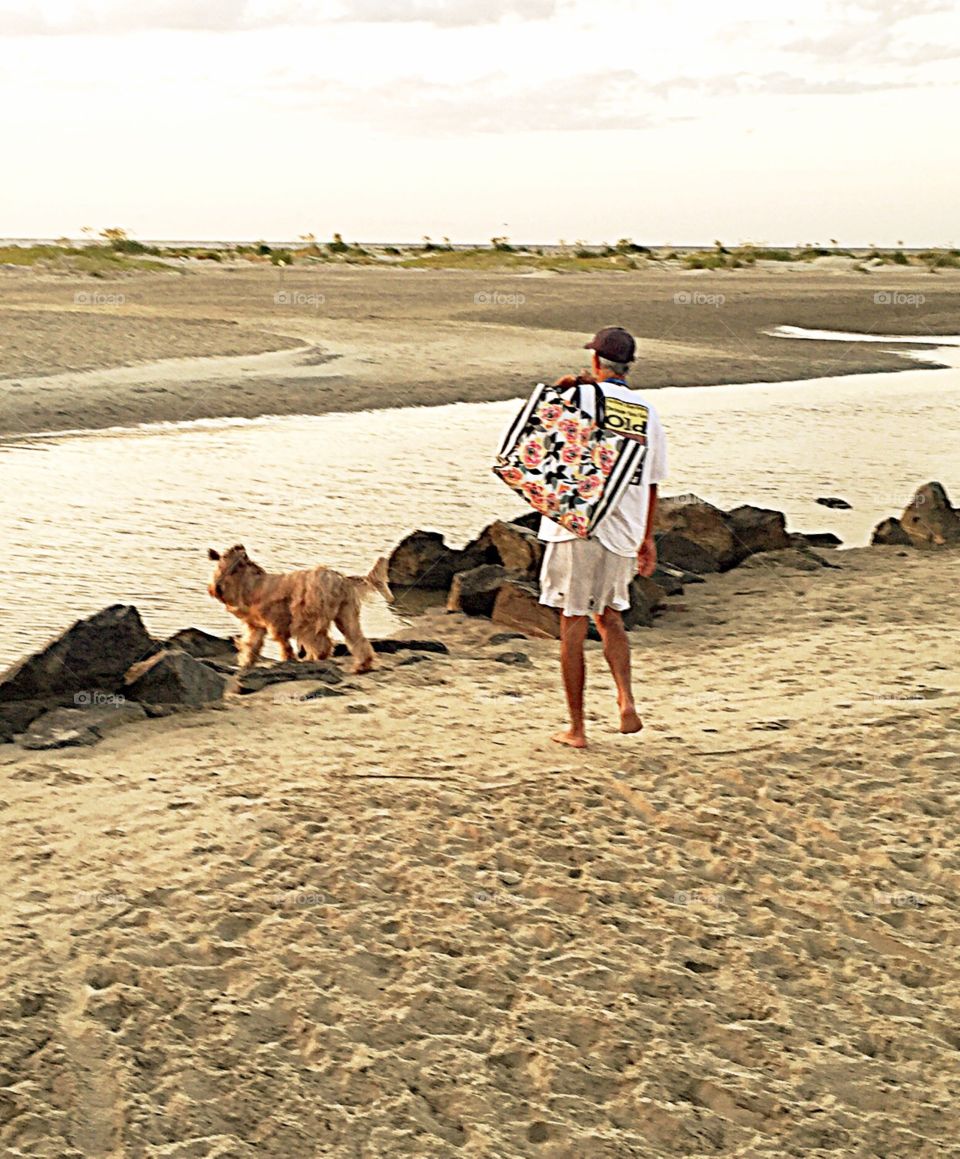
619,707,643,734
552,728,587,749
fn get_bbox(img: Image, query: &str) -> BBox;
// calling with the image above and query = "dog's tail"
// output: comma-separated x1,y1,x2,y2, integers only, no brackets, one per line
350,556,394,604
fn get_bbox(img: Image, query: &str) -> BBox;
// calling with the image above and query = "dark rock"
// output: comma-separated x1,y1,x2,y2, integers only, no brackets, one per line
492,580,561,639
0,605,153,703
197,657,239,676
622,576,666,629
388,530,463,591
816,496,852,510
447,564,508,617
487,520,544,576
162,628,237,659
235,660,343,695
397,654,432,666
510,510,542,532
900,481,960,546
727,505,791,557
871,517,913,546
332,639,449,657
654,494,740,569
793,532,843,548
654,532,721,574
126,649,228,705
0,700,56,736
655,561,706,585
650,565,685,596
1,721,15,744
459,526,502,571
20,710,101,749
739,548,837,572
494,651,532,666
388,529,497,591
487,632,527,645
19,702,147,750
301,686,347,699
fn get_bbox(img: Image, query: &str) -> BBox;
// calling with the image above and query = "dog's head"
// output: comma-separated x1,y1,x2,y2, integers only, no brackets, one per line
207,543,252,603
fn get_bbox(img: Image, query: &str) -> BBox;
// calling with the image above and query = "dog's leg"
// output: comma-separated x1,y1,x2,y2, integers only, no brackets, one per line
298,626,333,662
238,625,266,670
335,604,375,674
271,630,296,662
315,627,333,661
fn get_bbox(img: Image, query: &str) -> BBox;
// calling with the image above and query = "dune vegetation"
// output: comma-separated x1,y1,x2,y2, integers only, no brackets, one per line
2,228,958,276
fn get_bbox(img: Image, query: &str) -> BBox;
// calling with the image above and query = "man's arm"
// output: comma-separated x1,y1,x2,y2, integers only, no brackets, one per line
637,484,658,577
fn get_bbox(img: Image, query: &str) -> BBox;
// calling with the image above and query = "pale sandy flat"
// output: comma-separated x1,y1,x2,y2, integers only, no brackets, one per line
2,264,958,436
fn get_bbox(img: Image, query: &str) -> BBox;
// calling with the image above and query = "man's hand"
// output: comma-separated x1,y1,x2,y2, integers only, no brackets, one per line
554,369,597,388
637,536,657,577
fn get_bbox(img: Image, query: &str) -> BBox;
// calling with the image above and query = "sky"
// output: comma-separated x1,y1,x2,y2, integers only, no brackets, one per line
1,0,958,245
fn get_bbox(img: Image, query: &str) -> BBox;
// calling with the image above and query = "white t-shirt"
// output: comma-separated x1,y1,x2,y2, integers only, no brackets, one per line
538,379,668,557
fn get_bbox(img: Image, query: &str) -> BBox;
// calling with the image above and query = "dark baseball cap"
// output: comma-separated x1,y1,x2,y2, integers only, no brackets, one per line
584,326,636,363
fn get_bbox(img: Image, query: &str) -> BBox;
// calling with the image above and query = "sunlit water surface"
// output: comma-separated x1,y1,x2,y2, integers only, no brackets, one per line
2,328,958,666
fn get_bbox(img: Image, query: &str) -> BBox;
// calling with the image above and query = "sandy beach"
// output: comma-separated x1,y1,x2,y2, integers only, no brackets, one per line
1,544,958,1156
1,259,959,1156
2,263,959,436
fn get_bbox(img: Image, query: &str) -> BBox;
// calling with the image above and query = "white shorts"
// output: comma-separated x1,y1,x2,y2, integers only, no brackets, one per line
539,539,637,617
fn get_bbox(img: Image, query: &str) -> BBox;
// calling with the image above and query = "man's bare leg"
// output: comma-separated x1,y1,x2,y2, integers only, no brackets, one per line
595,608,642,734
553,614,588,748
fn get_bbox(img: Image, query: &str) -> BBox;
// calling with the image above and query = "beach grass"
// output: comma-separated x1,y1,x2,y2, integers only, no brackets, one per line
0,244,167,274
399,247,640,272
3,240,958,275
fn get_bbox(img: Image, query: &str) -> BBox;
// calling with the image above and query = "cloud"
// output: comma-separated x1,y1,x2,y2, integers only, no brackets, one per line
0,0,561,35
263,53,954,137
784,0,957,64
267,68,670,133
0,1,255,34
654,71,931,98
329,0,560,26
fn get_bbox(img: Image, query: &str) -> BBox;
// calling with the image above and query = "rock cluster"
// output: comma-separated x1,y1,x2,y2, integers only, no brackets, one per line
0,606,446,750
872,482,960,548
388,496,810,638
0,606,235,749
13,482,938,751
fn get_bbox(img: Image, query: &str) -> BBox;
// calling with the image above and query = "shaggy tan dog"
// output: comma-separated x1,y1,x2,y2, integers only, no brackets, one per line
207,544,393,673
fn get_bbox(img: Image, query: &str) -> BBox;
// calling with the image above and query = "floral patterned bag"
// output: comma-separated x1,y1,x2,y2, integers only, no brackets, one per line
493,381,646,538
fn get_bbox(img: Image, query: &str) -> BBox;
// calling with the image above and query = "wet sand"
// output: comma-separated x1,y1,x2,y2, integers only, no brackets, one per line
2,263,959,436
1,546,958,1156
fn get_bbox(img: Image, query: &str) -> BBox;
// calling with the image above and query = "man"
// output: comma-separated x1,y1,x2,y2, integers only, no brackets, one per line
538,326,668,749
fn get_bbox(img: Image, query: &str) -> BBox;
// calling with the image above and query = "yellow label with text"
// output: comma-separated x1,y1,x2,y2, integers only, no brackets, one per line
603,397,649,440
